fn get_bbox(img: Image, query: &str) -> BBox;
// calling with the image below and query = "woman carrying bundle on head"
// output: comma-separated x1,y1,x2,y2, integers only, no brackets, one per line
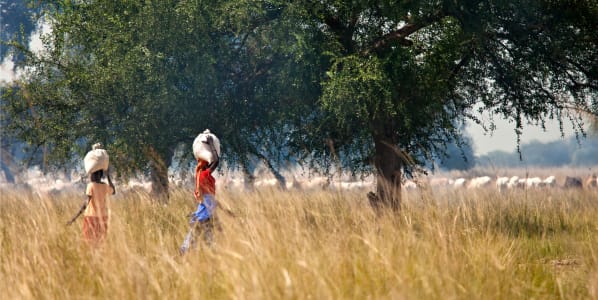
180,129,221,254
67,143,116,248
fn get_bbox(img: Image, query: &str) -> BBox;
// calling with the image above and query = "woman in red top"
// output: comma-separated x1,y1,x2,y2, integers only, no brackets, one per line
195,159,216,198
180,135,219,254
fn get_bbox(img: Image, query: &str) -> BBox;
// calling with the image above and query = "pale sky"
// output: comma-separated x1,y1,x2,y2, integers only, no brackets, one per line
466,118,579,156
0,55,17,83
0,18,50,85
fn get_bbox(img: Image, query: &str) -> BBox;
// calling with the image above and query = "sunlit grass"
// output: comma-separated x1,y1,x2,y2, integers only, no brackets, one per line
1,186,597,299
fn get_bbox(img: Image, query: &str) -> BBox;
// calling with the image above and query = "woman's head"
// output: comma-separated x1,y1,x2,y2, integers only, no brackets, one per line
90,170,104,182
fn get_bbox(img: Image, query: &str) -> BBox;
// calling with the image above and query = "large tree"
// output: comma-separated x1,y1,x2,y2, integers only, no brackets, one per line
274,0,597,210
2,1,212,198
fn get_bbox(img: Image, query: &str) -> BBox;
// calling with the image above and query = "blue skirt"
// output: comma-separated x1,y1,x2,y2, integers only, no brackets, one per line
189,194,216,224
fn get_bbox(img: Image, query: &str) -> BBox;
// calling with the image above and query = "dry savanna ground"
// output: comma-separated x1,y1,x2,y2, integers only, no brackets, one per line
1,185,597,299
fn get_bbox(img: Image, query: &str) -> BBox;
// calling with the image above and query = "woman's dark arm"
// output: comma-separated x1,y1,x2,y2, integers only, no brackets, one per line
107,169,116,195
206,136,219,173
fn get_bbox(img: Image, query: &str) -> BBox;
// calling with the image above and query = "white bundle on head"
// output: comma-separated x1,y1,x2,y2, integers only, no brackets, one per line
193,129,221,163
84,143,110,175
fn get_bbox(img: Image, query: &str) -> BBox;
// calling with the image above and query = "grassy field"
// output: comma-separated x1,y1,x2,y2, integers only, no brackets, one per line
1,186,597,299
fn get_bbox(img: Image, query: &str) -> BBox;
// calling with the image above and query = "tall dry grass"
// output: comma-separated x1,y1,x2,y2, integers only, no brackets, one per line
1,186,597,299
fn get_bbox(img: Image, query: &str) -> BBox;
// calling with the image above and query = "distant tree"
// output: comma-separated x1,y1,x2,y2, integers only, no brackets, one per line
436,123,475,171
477,150,517,168
571,147,598,166
585,113,598,136
1,1,315,196
2,1,223,198
478,135,598,167
521,140,571,166
570,137,598,166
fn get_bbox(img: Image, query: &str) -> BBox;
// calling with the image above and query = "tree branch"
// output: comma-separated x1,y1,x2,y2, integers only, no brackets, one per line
362,11,445,56
448,46,475,82
323,15,345,33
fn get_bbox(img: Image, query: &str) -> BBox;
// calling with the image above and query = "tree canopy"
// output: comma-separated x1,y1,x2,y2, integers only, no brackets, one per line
281,0,597,209
2,0,596,209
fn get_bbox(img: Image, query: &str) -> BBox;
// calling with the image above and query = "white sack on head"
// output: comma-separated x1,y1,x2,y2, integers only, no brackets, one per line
84,143,109,174
193,129,221,163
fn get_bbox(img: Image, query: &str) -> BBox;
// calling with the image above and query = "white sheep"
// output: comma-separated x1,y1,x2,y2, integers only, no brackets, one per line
542,175,557,187
430,177,453,188
467,176,492,189
507,176,521,189
404,180,418,190
496,177,510,191
453,178,467,188
525,177,542,188
254,178,279,189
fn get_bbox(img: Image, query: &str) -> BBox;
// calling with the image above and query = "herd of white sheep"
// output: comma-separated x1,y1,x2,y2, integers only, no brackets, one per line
1,166,597,197
225,173,597,192
418,175,559,191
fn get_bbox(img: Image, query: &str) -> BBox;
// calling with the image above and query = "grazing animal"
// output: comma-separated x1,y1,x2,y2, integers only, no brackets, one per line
525,177,542,188
329,180,373,191
496,177,510,191
542,176,557,188
254,178,279,189
467,176,492,189
300,176,330,190
453,178,467,188
507,176,523,189
430,177,453,188
564,176,583,189
585,174,597,188
404,180,418,190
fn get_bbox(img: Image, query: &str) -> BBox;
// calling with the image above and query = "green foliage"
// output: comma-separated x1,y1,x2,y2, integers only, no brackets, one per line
285,0,597,178
3,0,215,176
1,0,596,193
0,0,39,59
2,0,305,180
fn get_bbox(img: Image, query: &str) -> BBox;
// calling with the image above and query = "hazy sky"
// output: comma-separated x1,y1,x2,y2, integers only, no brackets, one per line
466,117,580,156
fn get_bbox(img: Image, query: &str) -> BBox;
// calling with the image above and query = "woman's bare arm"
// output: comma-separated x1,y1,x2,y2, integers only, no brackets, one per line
107,169,116,195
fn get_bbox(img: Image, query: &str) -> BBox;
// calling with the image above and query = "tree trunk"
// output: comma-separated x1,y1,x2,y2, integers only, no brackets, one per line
242,163,256,190
369,136,403,212
148,146,173,203
0,145,15,183
258,154,286,190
